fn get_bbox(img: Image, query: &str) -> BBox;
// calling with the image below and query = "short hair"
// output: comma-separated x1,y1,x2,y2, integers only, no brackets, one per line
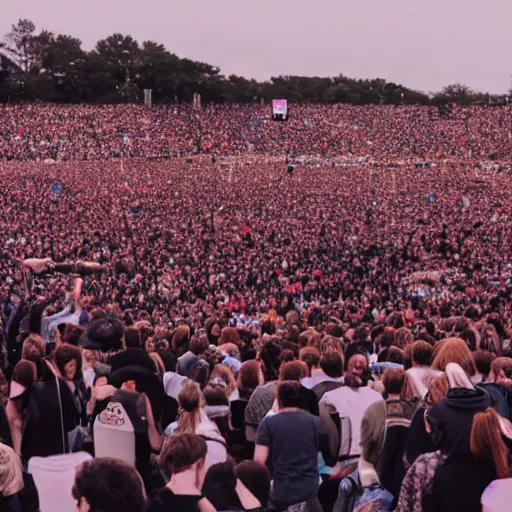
62,324,84,347
54,344,82,377
473,350,496,378
411,340,434,366
72,458,145,512
124,326,142,349
320,352,344,378
382,367,405,395
203,385,229,407
190,335,208,356
276,380,302,409
280,349,295,363
235,461,271,506
237,360,262,392
159,433,207,478
279,361,308,381
299,347,320,373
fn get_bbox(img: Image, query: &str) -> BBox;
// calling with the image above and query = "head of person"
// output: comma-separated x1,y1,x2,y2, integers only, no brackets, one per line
72,458,146,512
424,373,450,408
0,443,23,499
209,364,236,397
279,360,308,382
190,334,209,357
172,325,191,357
276,380,302,410
54,344,82,382
470,408,511,479
124,326,142,349
382,367,406,397
81,317,124,361
219,327,241,347
203,385,229,407
489,357,512,384
176,380,204,434
235,460,271,507
9,360,37,407
202,460,238,510
392,327,414,350
473,350,496,381
298,346,320,376
411,340,434,367
496,361,512,392
62,323,85,347
344,348,370,388
237,359,264,395
432,337,477,378
159,433,208,485
259,338,282,381
21,334,45,369
317,335,344,356
319,351,344,379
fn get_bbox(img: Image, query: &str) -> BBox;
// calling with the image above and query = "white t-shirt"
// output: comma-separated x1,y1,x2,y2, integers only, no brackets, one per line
320,386,383,455
28,452,92,512
481,478,512,512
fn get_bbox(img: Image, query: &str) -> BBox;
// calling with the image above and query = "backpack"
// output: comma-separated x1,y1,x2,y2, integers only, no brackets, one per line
333,470,394,512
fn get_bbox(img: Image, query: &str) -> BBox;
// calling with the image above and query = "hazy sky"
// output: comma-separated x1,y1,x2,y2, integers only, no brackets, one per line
2,1,511,94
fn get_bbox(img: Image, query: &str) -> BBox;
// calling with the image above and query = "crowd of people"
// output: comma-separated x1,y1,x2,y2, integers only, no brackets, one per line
2,103,512,161
0,103,512,511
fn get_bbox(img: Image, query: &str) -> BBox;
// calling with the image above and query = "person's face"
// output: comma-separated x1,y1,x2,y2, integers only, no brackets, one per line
348,355,367,378
64,359,77,381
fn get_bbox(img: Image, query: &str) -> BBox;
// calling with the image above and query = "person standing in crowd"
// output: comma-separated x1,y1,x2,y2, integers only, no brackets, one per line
254,381,329,511
144,433,216,512
73,458,146,512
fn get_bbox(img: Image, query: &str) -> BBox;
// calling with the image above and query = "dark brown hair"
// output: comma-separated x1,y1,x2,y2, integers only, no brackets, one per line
159,433,207,478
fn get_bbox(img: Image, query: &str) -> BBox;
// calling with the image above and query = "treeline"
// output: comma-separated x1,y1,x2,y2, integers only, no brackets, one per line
0,19,506,105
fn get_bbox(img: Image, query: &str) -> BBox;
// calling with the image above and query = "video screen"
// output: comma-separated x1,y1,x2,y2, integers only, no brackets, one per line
272,99,288,120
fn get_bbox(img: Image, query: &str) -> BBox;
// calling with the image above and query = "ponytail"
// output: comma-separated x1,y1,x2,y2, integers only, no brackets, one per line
470,408,510,479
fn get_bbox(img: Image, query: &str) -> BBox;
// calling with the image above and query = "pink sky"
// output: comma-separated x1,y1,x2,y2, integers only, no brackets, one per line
2,0,511,94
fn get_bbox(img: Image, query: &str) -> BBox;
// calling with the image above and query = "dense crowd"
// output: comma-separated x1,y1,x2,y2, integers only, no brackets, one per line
2,103,512,161
0,104,512,512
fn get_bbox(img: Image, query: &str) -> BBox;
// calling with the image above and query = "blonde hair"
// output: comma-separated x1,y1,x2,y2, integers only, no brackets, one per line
432,338,477,377
0,443,24,497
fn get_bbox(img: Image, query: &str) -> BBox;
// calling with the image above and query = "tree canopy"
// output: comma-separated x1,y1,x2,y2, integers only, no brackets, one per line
0,19,504,105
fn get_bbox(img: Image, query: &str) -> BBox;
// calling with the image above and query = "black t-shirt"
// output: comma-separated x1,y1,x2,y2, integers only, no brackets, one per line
142,488,203,512
429,456,497,512
256,410,327,504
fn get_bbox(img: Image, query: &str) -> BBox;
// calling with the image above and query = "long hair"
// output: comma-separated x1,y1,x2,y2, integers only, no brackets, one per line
176,381,203,434
470,408,510,479
432,338,477,377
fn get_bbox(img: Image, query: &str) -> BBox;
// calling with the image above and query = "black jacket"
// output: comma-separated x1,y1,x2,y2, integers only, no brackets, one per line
427,455,497,512
427,387,491,457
